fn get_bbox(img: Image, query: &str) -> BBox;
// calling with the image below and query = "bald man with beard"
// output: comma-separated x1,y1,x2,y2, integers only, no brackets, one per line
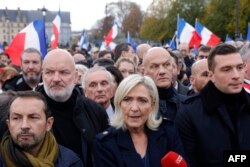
36,49,108,167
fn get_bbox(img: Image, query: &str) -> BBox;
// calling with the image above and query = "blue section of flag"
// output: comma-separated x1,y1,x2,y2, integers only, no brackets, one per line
127,32,137,52
168,39,176,49
177,16,186,39
33,20,47,59
195,20,203,35
247,24,250,41
78,31,88,49
0,42,3,53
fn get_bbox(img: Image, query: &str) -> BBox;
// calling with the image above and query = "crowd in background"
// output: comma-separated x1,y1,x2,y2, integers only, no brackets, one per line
0,39,250,167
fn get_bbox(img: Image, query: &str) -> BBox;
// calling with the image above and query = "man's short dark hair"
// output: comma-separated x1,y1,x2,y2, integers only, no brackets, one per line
114,43,131,62
98,50,114,59
7,91,51,119
93,58,115,67
198,45,212,54
169,50,178,65
105,65,123,85
208,43,238,71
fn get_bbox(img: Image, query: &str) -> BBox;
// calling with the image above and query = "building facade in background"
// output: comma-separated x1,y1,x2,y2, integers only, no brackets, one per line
0,7,71,47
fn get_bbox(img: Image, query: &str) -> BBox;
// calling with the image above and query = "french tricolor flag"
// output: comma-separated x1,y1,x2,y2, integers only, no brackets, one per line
195,19,221,47
177,16,201,48
105,22,118,47
78,31,88,49
50,11,61,49
4,20,47,66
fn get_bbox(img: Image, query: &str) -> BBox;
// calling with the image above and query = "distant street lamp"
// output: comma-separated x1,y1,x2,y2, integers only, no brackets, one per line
40,6,48,23
38,6,48,47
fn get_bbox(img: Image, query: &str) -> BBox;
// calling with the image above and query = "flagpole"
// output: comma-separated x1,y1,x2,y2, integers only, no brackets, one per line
169,31,176,47
176,14,180,49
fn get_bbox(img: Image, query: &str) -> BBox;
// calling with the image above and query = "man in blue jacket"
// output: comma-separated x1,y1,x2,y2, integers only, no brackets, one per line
176,43,250,167
0,91,83,167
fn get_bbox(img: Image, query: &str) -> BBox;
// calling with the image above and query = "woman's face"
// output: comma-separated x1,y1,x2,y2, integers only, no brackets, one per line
118,61,135,78
120,84,153,131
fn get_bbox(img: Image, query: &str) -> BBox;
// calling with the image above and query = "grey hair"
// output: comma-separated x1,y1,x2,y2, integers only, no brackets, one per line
110,74,162,131
240,42,250,62
21,47,42,61
75,64,89,83
82,66,113,89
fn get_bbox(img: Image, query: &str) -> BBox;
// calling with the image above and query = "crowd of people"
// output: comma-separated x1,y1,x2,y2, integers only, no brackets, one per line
0,39,250,167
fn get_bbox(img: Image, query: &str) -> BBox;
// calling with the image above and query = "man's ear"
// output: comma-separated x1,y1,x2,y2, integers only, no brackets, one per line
208,71,214,83
46,117,54,131
189,75,195,85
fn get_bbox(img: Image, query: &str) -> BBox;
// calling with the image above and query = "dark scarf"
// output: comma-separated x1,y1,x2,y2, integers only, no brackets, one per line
157,87,174,100
201,81,248,115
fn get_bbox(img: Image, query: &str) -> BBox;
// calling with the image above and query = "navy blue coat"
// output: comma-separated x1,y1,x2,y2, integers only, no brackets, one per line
175,81,250,167
93,119,185,167
0,145,83,167
158,87,186,121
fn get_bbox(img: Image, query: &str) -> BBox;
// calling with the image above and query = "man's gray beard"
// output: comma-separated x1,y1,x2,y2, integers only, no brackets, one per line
43,82,75,102
23,74,41,85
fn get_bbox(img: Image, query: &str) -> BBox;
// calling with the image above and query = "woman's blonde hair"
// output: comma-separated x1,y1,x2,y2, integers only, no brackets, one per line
110,74,162,130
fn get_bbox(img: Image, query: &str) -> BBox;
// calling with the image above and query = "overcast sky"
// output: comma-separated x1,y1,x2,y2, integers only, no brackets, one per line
1,0,153,31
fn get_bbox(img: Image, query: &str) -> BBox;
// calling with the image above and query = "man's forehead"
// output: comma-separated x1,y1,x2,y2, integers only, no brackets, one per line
147,54,171,63
22,53,41,60
43,57,74,69
43,65,74,71
10,98,44,112
214,53,243,67
87,71,110,81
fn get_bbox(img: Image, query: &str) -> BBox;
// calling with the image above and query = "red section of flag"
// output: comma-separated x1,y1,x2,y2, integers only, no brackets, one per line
207,34,221,47
189,31,201,48
4,33,26,66
51,24,59,48
105,28,114,46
